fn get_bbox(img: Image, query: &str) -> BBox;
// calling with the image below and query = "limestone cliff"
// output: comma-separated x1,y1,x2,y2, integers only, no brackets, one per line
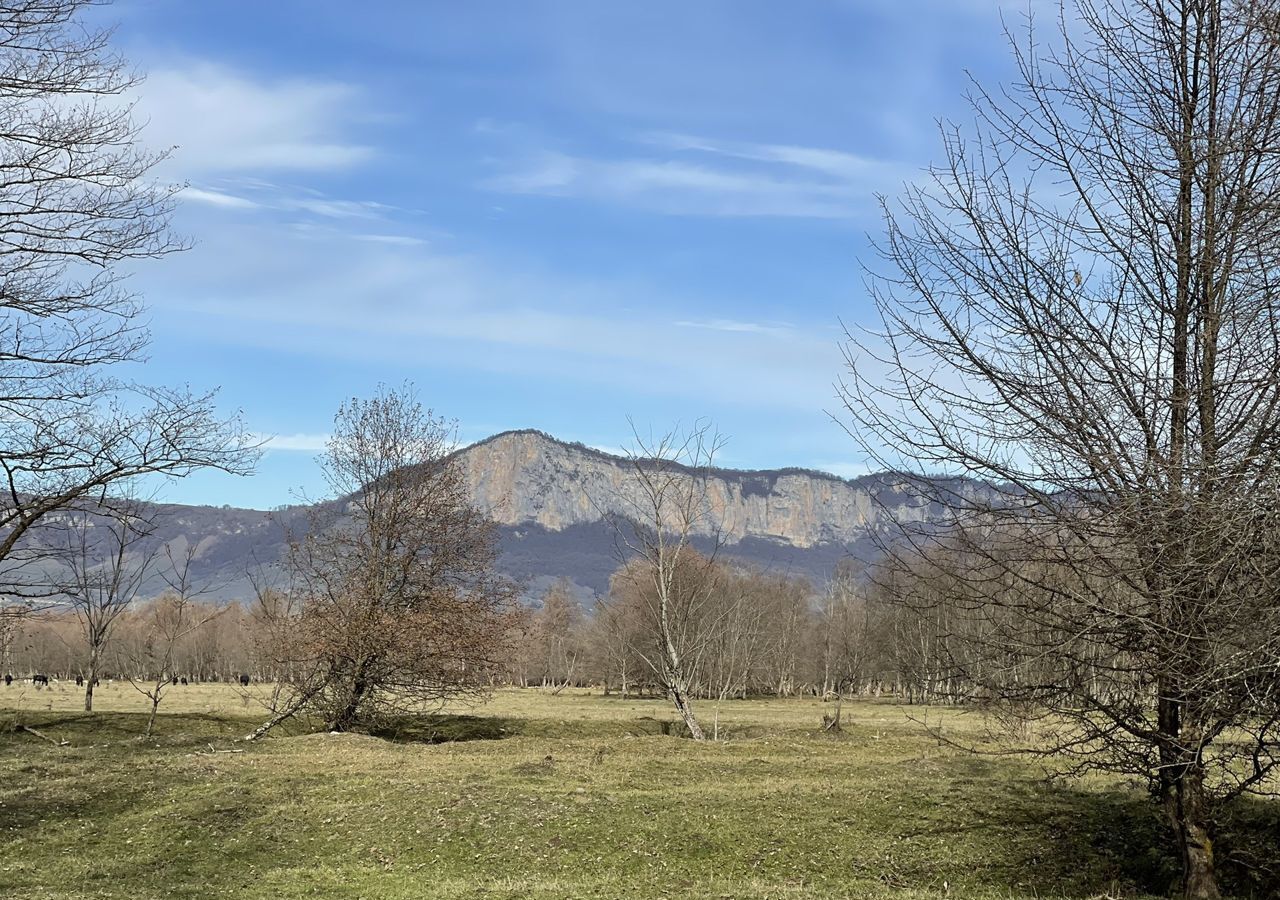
456,430,941,550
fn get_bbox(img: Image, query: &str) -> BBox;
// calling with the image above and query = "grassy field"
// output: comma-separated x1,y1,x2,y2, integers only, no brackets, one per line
0,681,1273,899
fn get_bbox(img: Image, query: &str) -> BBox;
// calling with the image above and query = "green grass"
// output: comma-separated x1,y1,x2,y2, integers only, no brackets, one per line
0,682,1271,899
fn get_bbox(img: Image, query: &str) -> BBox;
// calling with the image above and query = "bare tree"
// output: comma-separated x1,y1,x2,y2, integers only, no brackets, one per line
841,2,1280,895
123,540,224,736
249,384,517,738
817,561,868,731
602,421,727,741
703,566,767,704
528,579,585,692
0,0,257,599
589,590,647,697
55,494,158,711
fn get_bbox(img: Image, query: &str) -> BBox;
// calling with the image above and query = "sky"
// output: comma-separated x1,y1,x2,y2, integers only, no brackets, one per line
101,0,1025,509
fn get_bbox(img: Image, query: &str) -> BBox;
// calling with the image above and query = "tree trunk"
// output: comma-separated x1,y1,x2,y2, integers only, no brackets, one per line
84,642,100,712
1164,767,1221,900
329,660,371,732
145,691,161,737
668,678,705,741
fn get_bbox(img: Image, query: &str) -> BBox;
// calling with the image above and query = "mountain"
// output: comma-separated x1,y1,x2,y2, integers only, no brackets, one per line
462,430,944,548
52,430,958,603
460,430,962,598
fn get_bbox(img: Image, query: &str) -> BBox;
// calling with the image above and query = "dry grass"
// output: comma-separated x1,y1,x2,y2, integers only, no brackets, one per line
0,683,1269,899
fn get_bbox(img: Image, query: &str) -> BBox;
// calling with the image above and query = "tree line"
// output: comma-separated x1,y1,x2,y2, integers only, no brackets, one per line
1,552,962,712
4,598,260,685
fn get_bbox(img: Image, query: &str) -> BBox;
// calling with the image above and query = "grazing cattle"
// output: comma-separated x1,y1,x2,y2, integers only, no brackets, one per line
75,675,84,687
32,674,49,687
4,674,10,687
238,673,251,687
179,677,188,686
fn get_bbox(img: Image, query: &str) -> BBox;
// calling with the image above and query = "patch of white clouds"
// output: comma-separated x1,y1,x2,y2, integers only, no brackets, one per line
129,60,849,423
675,318,794,337
183,181,400,221
141,220,845,413
644,132,892,181
135,61,430,247
349,233,431,247
182,187,261,210
138,63,375,175
482,134,913,219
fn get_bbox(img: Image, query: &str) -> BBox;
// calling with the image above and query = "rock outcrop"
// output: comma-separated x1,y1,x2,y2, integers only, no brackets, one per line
458,430,941,549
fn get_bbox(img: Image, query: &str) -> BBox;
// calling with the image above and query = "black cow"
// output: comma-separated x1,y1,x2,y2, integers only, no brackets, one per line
179,677,188,686
75,675,84,687
32,674,48,687
238,673,251,687
4,674,10,687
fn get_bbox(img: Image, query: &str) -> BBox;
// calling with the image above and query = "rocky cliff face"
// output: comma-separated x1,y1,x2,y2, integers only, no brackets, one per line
43,430,961,602
457,430,939,550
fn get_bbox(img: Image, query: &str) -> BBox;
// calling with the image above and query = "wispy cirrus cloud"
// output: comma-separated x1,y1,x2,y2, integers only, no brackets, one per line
183,181,394,219
137,62,433,244
145,220,843,413
139,63,375,176
675,318,794,336
482,132,911,219
349,233,430,247
183,187,262,210
643,132,895,181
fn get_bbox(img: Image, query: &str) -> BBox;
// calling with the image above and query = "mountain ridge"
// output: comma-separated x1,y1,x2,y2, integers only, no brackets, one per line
458,428,870,488
20,429,960,602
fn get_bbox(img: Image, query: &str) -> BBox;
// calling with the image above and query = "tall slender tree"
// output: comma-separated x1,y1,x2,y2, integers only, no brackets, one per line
842,2,1280,896
55,494,158,711
603,421,726,741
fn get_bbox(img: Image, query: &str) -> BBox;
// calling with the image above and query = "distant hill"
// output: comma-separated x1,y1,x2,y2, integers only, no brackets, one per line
36,430,967,603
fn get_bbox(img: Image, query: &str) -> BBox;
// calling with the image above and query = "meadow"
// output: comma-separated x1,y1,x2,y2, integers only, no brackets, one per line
1,682,1273,899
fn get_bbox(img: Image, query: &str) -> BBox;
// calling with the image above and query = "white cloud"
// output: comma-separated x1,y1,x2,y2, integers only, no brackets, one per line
183,187,261,209
138,63,375,176
676,318,794,336
142,222,844,413
645,132,891,181
350,233,430,247
181,182,405,227
482,136,911,219
290,197,391,219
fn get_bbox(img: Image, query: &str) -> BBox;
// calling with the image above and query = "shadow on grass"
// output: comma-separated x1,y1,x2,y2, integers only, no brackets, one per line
369,713,523,744
1,708,253,747
935,765,1280,899
1216,796,1280,898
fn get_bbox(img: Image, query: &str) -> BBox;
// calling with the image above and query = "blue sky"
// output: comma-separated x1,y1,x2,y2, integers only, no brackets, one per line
105,0,1021,508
